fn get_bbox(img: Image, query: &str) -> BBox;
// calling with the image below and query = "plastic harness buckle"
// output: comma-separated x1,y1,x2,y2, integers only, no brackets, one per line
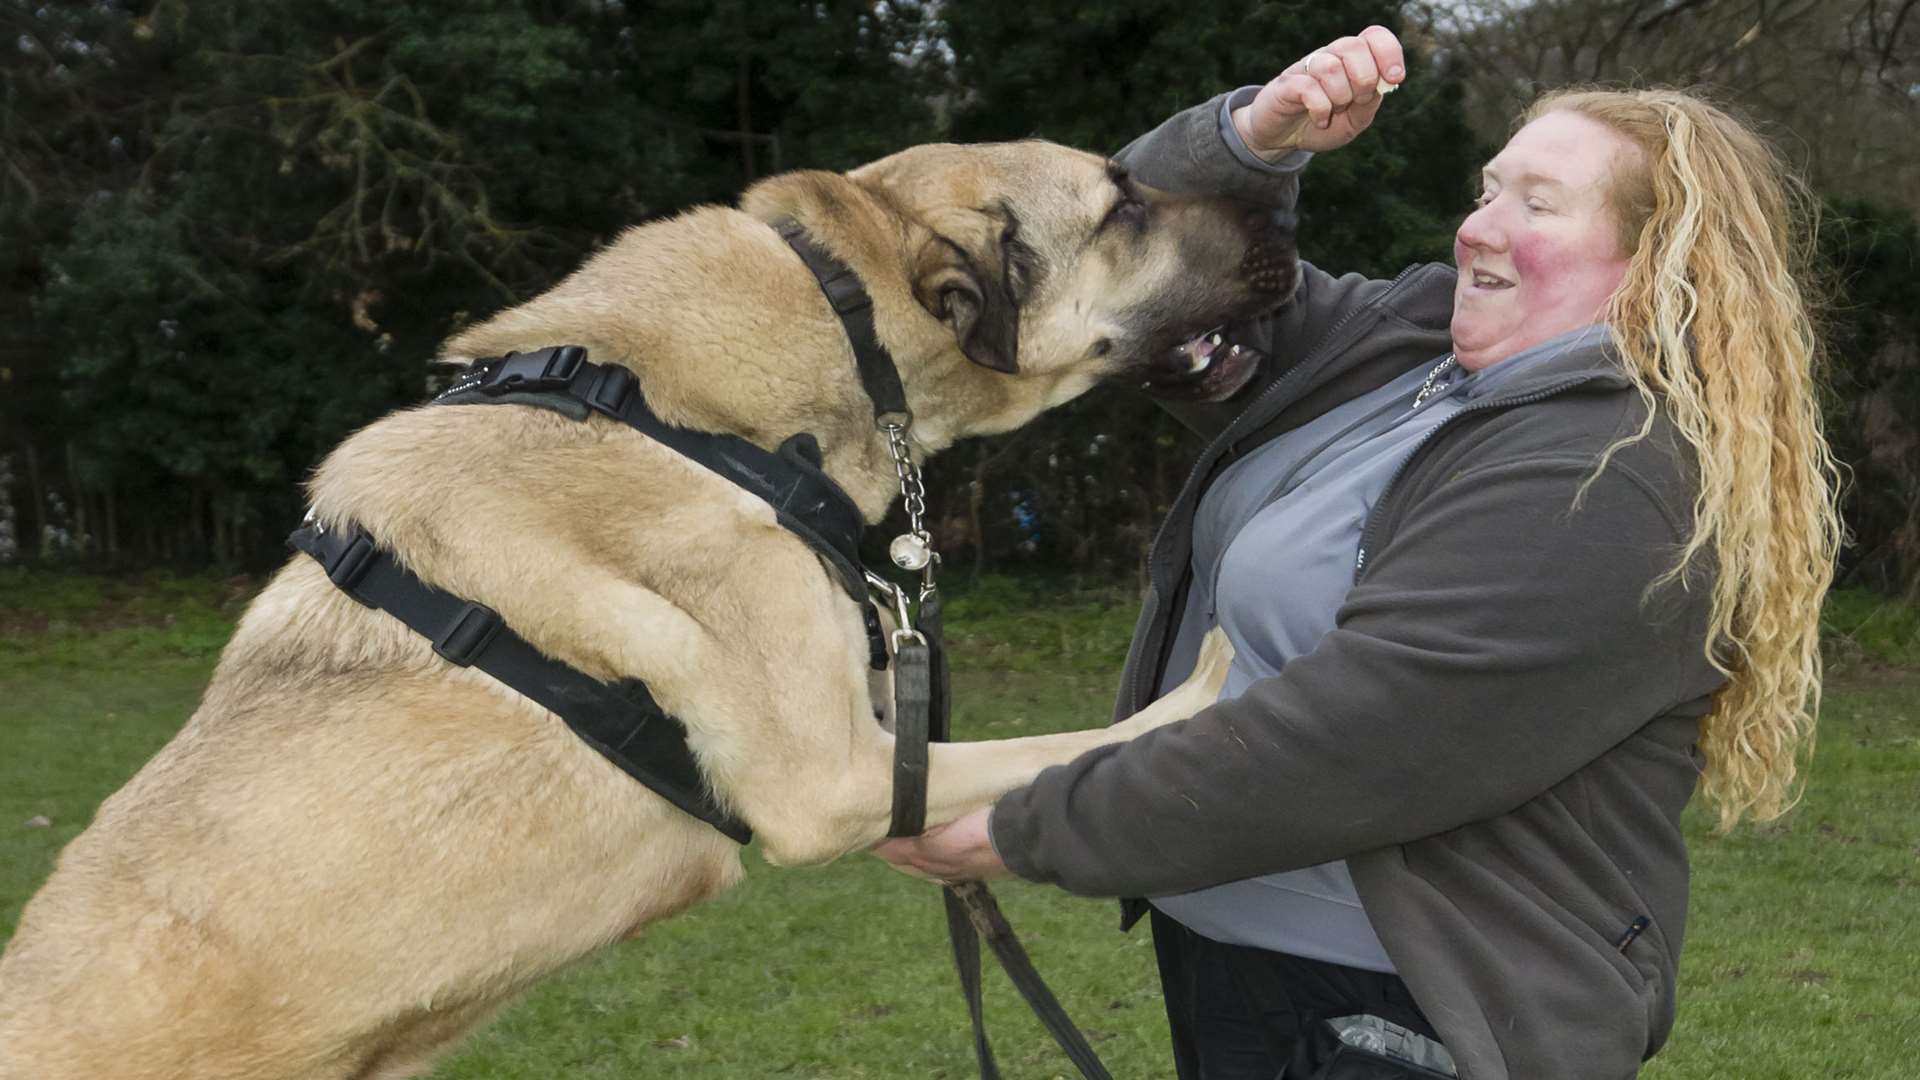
477,346,587,395
434,602,503,667
321,527,379,595
585,363,637,415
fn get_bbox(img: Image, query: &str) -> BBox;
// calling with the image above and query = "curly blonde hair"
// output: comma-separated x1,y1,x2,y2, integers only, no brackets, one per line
1521,88,1843,828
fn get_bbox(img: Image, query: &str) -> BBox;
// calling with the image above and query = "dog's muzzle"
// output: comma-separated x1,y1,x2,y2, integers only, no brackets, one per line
1135,209,1295,404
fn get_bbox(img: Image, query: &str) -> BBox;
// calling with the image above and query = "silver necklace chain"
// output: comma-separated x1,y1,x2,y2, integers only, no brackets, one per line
1411,354,1459,410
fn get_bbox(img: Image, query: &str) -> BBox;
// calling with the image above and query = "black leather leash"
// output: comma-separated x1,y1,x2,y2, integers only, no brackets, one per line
946,882,1116,1080
777,219,1114,1080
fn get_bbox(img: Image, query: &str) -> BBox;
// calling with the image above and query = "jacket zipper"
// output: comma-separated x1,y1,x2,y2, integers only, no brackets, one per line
1351,374,1610,583
1131,264,1430,709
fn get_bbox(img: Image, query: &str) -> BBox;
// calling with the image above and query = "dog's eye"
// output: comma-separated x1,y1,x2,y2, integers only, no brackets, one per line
1102,166,1149,234
1103,194,1148,233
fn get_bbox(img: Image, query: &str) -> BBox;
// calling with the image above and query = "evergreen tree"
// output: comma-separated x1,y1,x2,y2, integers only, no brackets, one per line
1818,197,1920,598
2,0,167,556
5,0,943,565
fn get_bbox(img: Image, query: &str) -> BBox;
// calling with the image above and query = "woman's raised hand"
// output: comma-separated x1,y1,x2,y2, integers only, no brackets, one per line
1232,26,1406,159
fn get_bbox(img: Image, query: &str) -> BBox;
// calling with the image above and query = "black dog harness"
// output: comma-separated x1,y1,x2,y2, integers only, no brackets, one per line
289,220,1112,1080
288,345,877,845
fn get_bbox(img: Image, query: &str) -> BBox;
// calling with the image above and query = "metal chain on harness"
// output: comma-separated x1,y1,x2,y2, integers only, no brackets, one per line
881,418,938,600
869,417,936,659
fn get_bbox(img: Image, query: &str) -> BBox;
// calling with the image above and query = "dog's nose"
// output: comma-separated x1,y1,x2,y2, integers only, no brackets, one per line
1240,229,1298,295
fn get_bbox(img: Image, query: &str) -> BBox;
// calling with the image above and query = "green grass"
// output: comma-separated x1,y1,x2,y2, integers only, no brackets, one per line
3,573,1918,1077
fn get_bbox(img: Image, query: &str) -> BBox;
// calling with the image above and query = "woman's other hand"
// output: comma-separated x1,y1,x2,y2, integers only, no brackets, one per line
870,807,1011,883
1232,26,1406,159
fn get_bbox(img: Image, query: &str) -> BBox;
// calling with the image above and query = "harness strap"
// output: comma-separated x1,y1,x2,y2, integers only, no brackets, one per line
288,518,751,845
293,343,886,847
773,218,911,426
435,346,870,604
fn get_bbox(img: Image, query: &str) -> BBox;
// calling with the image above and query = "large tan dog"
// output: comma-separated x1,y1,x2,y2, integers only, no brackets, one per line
0,141,1294,1079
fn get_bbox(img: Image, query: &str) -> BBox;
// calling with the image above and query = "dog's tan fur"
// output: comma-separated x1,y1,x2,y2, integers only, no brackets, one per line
0,141,1281,1079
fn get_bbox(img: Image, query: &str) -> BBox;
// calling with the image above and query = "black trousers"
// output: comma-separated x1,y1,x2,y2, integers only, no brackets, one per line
1151,909,1443,1080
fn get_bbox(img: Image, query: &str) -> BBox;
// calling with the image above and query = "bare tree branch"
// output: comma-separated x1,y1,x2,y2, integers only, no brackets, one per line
1637,0,1724,33
1878,0,1917,82
1598,0,1665,78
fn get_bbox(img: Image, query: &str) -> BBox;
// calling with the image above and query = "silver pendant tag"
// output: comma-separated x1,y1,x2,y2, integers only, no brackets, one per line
889,533,932,571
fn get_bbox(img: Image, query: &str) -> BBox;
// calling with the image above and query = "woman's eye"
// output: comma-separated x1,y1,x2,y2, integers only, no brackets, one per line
1525,198,1550,213
1473,191,1494,208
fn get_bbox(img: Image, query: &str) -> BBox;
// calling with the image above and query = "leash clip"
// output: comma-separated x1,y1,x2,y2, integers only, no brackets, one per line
865,569,920,642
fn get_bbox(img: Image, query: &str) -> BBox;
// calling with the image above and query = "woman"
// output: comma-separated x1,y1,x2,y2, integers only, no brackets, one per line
877,26,1841,1080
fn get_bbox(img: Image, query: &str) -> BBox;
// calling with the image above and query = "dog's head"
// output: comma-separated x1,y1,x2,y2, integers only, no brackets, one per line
747,141,1297,429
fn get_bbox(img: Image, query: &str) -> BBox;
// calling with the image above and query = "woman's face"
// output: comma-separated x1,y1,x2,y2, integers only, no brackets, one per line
1450,111,1640,371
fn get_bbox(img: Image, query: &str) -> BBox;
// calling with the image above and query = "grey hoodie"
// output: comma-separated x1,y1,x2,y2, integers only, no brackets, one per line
987,92,1724,1079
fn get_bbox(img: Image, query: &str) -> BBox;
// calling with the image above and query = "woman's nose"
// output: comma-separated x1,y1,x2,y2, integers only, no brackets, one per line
1456,201,1505,253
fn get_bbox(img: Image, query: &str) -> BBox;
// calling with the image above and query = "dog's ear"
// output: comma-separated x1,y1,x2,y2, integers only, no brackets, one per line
911,213,1020,374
